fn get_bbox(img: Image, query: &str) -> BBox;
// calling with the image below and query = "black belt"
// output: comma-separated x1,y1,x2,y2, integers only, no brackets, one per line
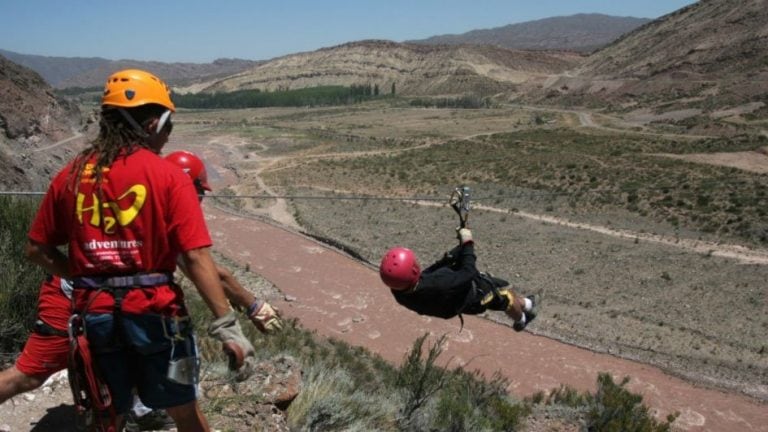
72,272,173,289
34,319,68,337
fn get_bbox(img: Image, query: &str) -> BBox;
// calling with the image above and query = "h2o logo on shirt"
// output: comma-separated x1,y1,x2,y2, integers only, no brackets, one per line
76,184,147,234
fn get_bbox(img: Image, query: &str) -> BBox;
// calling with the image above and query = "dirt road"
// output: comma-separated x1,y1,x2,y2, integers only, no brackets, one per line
203,205,768,432
30,132,83,153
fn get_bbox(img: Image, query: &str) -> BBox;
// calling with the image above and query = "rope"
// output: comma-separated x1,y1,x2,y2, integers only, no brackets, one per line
0,190,570,201
2,178,763,205
0,187,720,201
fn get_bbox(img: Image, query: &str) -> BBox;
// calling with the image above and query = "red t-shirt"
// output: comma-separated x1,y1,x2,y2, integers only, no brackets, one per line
28,148,211,314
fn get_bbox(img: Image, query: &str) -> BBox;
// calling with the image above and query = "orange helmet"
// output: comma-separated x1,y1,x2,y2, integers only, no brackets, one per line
379,247,421,291
102,69,175,112
165,151,212,191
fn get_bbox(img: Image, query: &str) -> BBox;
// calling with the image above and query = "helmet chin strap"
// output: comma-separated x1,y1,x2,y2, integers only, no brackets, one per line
117,108,150,139
117,108,171,140
156,110,172,134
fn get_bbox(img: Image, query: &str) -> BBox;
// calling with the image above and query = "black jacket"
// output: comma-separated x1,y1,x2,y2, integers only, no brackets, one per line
392,243,508,319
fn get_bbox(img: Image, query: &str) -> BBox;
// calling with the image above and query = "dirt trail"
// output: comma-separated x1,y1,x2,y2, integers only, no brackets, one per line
244,152,301,230
654,151,768,174
31,132,83,153
513,104,714,140
410,200,768,265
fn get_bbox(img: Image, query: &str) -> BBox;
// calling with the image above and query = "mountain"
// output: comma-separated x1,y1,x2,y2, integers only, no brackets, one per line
543,0,768,109
407,14,651,53
0,49,264,89
186,40,584,97
0,54,82,189
0,13,655,100
5,1,765,120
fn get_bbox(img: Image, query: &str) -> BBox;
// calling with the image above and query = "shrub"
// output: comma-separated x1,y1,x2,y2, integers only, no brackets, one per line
289,365,399,431
393,334,529,431
435,370,529,431
588,373,678,432
395,334,451,422
545,384,590,407
0,196,45,360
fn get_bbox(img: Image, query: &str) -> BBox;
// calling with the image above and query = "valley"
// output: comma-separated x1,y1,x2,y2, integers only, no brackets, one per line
1,1,767,429
164,101,768,412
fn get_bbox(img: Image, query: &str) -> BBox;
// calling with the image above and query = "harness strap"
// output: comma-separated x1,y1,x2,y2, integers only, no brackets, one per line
68,314,118,432
477,273,512,307
67,336,89,412
76,334,112,410
112,288,128,313
111,288,129,348
72,272,172,289
34,319,68,337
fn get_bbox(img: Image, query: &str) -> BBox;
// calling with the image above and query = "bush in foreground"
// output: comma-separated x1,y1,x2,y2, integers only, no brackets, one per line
0,195,44,361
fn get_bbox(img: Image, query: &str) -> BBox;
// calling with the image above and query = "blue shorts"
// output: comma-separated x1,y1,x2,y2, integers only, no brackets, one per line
84,313,199,414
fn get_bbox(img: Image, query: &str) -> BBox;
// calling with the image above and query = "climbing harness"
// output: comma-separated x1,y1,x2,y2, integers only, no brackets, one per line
67,272,176,432
73,273,172,289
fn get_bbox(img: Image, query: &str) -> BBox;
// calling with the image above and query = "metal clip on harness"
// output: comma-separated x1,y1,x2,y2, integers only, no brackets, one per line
449,185,471,228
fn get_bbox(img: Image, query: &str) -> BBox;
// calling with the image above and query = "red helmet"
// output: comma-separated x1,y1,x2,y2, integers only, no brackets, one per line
379,247,421,291
165,151,212,191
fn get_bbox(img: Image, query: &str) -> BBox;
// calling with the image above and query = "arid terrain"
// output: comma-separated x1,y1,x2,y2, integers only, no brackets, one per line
1,101,766,431
163,101,768,407
1,2,767,429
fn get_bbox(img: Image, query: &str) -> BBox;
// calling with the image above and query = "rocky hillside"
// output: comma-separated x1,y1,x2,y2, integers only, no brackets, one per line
5,1,764,127
0,49,263,89
188,40,584,97
0,55,82,189
183,2,768,106
408,14,651,53
542,0,768,109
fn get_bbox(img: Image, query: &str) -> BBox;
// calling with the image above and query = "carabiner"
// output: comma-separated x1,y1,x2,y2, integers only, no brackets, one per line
68,313,85,339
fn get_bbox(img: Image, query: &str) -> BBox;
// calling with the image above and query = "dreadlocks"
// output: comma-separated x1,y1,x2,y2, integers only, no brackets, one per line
69,104,166,191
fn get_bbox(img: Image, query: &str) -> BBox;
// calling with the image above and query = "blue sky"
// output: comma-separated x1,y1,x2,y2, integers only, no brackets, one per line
1,0,696,63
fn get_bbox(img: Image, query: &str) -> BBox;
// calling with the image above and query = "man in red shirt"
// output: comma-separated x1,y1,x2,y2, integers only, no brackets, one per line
1,153,280,429
24,69,249,431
